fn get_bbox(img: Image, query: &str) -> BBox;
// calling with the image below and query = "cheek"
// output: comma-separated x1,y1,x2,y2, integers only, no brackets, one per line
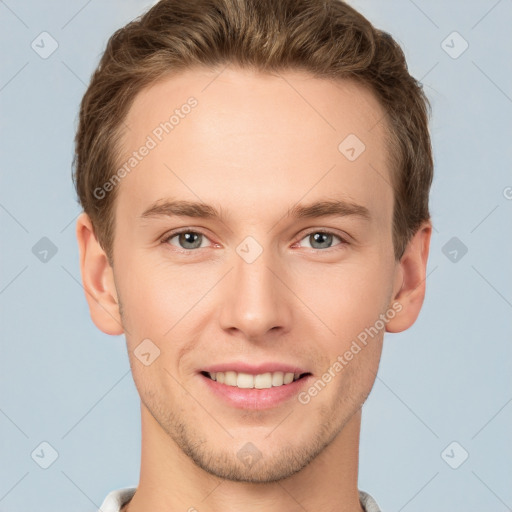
117,253,212,332
293,256,392,338
117,244,393,355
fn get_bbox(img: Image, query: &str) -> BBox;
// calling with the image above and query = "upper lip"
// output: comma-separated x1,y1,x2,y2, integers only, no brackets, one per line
200,362,310,375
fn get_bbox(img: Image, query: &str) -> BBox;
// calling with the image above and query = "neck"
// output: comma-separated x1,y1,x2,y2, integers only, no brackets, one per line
123,404,365,512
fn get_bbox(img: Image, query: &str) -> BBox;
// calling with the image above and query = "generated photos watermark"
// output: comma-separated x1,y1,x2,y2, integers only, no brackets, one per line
93,96,198,200
298,301,403,405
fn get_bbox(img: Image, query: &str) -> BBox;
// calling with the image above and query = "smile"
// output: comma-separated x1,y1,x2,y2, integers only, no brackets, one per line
202,370,310,389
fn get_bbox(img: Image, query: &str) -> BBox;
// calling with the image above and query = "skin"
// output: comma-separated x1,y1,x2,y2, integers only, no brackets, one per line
76,67,431,512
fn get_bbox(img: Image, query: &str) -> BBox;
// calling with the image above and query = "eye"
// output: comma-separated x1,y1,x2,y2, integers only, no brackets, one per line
162,229,213,250
297,230,348,250
160,228,349,252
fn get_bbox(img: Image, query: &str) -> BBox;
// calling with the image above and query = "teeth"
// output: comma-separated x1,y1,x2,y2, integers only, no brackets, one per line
207,370,303,389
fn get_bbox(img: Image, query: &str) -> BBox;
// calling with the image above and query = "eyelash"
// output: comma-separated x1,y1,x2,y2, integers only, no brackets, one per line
160,228,349,253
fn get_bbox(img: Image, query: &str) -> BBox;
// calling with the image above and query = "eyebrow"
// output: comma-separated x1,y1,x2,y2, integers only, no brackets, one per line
139,198,372,222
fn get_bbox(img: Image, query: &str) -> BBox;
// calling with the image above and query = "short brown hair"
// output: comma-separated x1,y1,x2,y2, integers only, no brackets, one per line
73,0,433,263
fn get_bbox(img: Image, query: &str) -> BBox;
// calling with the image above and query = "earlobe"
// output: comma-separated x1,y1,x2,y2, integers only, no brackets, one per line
75,212,124,335
385,221,432,333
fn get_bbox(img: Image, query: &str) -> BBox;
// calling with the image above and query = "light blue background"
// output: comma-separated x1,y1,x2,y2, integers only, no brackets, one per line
1,1,511,511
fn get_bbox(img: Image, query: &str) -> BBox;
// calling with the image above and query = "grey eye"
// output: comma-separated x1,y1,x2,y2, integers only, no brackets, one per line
167,231,208,250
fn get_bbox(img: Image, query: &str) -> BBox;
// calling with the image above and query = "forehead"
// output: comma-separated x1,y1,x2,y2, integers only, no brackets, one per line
117,66,393,231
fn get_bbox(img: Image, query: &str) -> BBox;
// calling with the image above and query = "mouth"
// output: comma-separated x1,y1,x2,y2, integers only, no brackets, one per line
200,370,312,389
197,362,314,409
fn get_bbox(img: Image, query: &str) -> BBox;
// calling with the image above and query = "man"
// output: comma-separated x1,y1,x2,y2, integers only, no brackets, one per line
73,0,433,510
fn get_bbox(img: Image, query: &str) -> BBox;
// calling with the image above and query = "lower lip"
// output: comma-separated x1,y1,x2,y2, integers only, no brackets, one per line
199,373,312,410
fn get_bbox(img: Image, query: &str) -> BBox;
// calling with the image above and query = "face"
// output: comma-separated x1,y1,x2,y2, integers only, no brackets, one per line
108,67,401,482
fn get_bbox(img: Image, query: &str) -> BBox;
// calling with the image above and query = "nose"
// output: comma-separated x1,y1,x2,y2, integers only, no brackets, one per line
218,247,292,341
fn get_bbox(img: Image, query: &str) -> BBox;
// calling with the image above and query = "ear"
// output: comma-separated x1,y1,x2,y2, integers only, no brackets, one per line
386,220,432,333
75,212,124,335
